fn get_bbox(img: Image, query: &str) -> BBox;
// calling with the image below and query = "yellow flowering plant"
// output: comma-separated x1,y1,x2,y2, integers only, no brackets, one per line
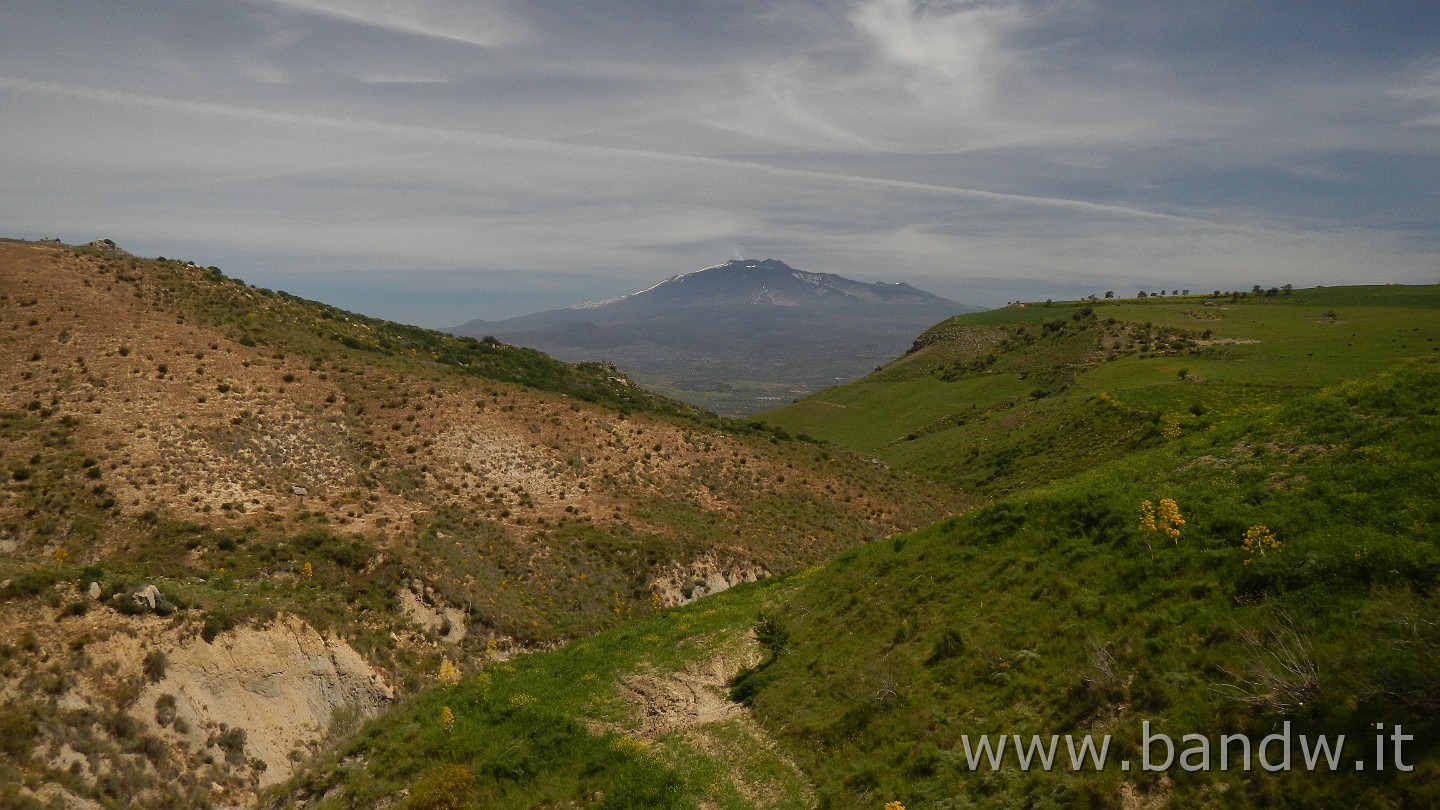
1241,525,1282,563
1161,413,1182,439
437,657,461,687
1138,498,1184,548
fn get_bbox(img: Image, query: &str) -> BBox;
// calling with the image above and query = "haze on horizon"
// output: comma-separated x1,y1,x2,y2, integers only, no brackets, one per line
2,0,1438,328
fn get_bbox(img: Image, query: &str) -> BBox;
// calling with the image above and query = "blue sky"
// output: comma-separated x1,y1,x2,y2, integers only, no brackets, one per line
2,0,1438,326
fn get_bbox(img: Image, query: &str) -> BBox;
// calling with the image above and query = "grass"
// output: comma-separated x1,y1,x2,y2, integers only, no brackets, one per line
285,314,1440,808
327,350,1433,808
763,285,1440,496
278,579,806,809
734,357,1440,808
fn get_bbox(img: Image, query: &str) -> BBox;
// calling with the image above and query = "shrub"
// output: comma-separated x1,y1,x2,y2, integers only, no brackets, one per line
201,613,235,643
142,650,168,683
0,706,37,760
927,629,966,665
754,611,791,660
155,693,178,727
217,727,247,765
406,763,476,810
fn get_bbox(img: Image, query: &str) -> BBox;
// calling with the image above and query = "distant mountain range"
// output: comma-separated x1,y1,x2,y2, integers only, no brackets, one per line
450,259,981,414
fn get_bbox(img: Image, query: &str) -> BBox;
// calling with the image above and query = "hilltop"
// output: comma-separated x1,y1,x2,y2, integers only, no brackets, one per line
763,285,1440,494
0,238,962,808
452,259,978,415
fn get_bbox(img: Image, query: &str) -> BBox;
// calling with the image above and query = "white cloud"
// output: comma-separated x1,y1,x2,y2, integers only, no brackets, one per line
849,0,1022,94
0,77,1208,224
0,2,1435,326
244,0,529,49
1389,64,1440,127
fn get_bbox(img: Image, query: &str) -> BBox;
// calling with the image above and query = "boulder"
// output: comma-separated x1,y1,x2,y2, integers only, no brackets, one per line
134,584,161,610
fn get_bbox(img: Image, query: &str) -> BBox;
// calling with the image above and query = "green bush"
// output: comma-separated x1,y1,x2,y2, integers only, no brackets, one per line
405,763,475,809
753,611,790,660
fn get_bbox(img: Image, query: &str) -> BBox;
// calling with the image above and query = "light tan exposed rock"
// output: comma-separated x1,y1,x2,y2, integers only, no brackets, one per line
611,635,813,808
133,614,393,788
397,583,468,644
650,554,768,608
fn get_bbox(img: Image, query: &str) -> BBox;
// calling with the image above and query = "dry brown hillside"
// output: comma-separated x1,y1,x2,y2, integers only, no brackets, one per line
0,238,967,807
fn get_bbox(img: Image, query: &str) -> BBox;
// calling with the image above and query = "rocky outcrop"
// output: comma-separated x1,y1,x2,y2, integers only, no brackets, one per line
650,555,768,608
132,615,393,788
398,580,468,644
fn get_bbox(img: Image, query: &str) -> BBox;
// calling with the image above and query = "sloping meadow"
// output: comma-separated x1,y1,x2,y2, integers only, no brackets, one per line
740,358,1440,807
277,360,1439,807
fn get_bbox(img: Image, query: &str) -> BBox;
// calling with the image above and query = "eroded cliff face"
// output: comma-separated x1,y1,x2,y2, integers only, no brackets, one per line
130,615,394,789
0,597,391,808
650,554,769,608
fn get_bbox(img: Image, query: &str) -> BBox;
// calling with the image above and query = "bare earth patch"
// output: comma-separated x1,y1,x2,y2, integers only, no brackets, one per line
613,636,815,809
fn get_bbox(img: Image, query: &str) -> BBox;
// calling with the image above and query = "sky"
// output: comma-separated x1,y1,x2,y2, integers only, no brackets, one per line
2,0,1438,327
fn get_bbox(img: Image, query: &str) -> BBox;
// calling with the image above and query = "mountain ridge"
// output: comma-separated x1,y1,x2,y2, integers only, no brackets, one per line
451,259,981,415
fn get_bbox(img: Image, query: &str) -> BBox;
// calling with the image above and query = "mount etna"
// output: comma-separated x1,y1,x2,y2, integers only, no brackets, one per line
450,259,979,415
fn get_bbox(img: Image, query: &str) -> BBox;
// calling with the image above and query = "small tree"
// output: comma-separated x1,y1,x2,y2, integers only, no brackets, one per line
754,611,791,661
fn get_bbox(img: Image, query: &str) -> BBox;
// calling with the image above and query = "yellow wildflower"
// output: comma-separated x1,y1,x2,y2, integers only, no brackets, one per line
1241,525,1281,561
437,657,461,687
1157,498,1184,542
609,735,650,756
1138,500,1157,533
1161,413,1182,439
1139,498,1184,546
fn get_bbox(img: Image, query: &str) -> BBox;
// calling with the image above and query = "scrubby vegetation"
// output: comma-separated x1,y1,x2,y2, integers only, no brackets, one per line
0,238,952,807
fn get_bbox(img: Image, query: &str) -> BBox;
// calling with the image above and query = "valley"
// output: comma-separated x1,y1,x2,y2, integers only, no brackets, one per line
2,237,1436,809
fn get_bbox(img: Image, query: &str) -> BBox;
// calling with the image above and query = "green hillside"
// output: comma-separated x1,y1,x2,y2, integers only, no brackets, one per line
275,287,1440,809
282,356,1440,809
738,357,1440,808
764,285,1440,496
